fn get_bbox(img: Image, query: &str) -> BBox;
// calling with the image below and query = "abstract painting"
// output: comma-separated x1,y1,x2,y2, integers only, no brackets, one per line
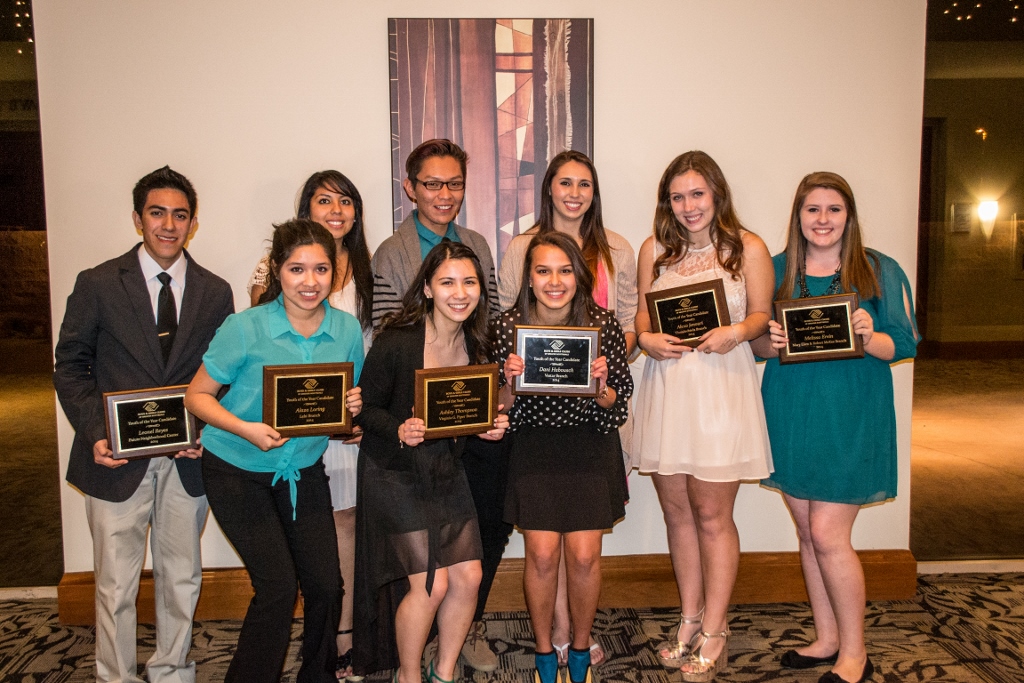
389,18,594,265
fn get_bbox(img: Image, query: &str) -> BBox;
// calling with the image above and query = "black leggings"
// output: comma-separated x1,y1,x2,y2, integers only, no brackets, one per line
203,451,341,683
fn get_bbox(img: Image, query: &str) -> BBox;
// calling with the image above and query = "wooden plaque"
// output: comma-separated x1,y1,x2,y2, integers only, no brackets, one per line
775,293,865,364
645,278,732,348
262,362,354,437
104,385,198,460
414,363,499,439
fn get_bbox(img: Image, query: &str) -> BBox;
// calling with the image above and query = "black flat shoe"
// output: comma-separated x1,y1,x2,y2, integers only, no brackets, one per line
780,649,839,669
817,657,874,683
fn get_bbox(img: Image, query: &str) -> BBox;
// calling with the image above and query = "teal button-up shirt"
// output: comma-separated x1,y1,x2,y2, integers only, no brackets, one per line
200,296,364,515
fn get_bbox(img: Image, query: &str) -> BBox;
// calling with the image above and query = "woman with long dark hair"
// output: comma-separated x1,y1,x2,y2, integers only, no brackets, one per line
351,242,508,683
634,151,774,682
185,219,365,683
248,170,373,679
497,150,637,666
499,231,632,683
754,172,918,683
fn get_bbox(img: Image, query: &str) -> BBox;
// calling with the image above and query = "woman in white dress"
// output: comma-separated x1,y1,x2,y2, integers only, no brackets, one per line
634,151,774,682
249,171,373,681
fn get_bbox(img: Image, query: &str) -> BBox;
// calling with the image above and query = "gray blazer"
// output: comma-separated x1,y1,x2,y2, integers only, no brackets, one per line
53,245,234,502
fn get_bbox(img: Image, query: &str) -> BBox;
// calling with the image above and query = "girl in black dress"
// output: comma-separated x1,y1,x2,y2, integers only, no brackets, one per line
498,232,632,683
352,242,508,683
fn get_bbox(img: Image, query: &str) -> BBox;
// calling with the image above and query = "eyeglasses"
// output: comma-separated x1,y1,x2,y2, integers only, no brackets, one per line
414,178,465,192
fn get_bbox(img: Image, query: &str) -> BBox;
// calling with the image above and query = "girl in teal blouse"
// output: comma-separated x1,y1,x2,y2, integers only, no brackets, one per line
185,219,364,683
753,173,918,683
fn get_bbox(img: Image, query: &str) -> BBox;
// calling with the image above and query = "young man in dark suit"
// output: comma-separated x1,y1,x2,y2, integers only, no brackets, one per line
53,166,234,683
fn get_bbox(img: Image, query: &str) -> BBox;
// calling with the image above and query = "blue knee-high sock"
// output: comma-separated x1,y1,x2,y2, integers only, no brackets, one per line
535,650,558,683
568,647,590,683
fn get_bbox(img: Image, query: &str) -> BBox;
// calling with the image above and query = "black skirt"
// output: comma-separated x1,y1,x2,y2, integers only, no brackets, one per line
352,437,482,675
504,425,627,533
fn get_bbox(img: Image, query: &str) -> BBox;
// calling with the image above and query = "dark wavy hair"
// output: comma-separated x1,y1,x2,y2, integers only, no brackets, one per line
534,150,614,279
515,231,598,328
257,219,337,305
378,241,493,364
294,170,373,331
132,165,197,218
776,171,880,301
652,151,746,280
405,138,469,181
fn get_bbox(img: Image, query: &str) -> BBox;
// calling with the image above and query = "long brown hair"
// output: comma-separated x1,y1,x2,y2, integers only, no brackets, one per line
378,241,493,364
514,231,597,328
534,150,614,279
776,172,880,301
652,151,745,279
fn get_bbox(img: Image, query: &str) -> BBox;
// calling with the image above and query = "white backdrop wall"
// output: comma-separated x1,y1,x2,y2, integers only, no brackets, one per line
35,1,927,573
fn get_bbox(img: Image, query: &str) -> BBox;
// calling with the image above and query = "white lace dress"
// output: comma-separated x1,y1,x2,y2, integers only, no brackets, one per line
634,243,773,481
249,255,372,510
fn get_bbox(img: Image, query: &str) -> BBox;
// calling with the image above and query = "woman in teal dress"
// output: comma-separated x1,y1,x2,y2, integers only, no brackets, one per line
754,172,918,683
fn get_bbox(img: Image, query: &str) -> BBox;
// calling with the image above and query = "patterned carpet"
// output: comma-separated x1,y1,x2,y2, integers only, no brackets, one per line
2,573,1022,683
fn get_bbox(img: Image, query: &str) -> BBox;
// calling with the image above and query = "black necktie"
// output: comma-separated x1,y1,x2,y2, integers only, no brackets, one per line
156,272,177,364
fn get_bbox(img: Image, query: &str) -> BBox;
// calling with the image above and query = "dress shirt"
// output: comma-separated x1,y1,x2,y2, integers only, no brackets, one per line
138,245,186,323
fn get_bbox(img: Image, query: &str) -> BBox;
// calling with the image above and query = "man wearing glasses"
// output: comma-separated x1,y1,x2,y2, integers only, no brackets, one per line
366,139,507,674
370,138,500,327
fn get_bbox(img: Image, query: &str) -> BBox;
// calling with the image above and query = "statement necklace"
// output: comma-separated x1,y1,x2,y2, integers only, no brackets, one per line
798,263,842,298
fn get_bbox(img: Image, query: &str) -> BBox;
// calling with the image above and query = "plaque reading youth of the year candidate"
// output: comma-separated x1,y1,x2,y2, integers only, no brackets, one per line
263,362,353,437
104,385,198,460
775,293,864,364
513,325,601,397
646,278,732,348
414,363,499,439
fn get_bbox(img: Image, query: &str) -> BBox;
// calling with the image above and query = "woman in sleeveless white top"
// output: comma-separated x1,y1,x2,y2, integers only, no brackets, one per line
635,241,771,480
248,170,374,681
634,152,773,682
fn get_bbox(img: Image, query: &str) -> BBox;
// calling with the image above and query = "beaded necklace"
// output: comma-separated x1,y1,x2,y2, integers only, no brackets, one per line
798,264,842,298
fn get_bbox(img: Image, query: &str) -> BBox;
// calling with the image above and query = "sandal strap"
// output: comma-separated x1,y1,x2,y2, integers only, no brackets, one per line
699,628,729,639
680,606,705,624
427,660,454,683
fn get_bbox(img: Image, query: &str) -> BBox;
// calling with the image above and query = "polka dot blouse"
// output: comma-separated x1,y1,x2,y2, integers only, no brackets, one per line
496,306,633,434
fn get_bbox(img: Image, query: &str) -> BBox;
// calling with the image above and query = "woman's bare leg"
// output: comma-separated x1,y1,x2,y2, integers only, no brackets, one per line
523,530,563,653
684,477,740,664
807,500,867,682
434,560,482,680
394,570,448,683
784,494,840,658
562,530,604,651
652,474,705,645
551,547,571,660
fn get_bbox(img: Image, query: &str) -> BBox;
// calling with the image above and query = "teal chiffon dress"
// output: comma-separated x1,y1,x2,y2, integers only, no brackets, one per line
760,249,919,505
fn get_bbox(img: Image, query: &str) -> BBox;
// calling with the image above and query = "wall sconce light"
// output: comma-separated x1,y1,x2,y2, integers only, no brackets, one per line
978,200,998,239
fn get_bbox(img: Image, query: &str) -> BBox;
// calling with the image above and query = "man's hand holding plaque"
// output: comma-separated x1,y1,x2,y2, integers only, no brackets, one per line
771,293,865,364
103,385,200,461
